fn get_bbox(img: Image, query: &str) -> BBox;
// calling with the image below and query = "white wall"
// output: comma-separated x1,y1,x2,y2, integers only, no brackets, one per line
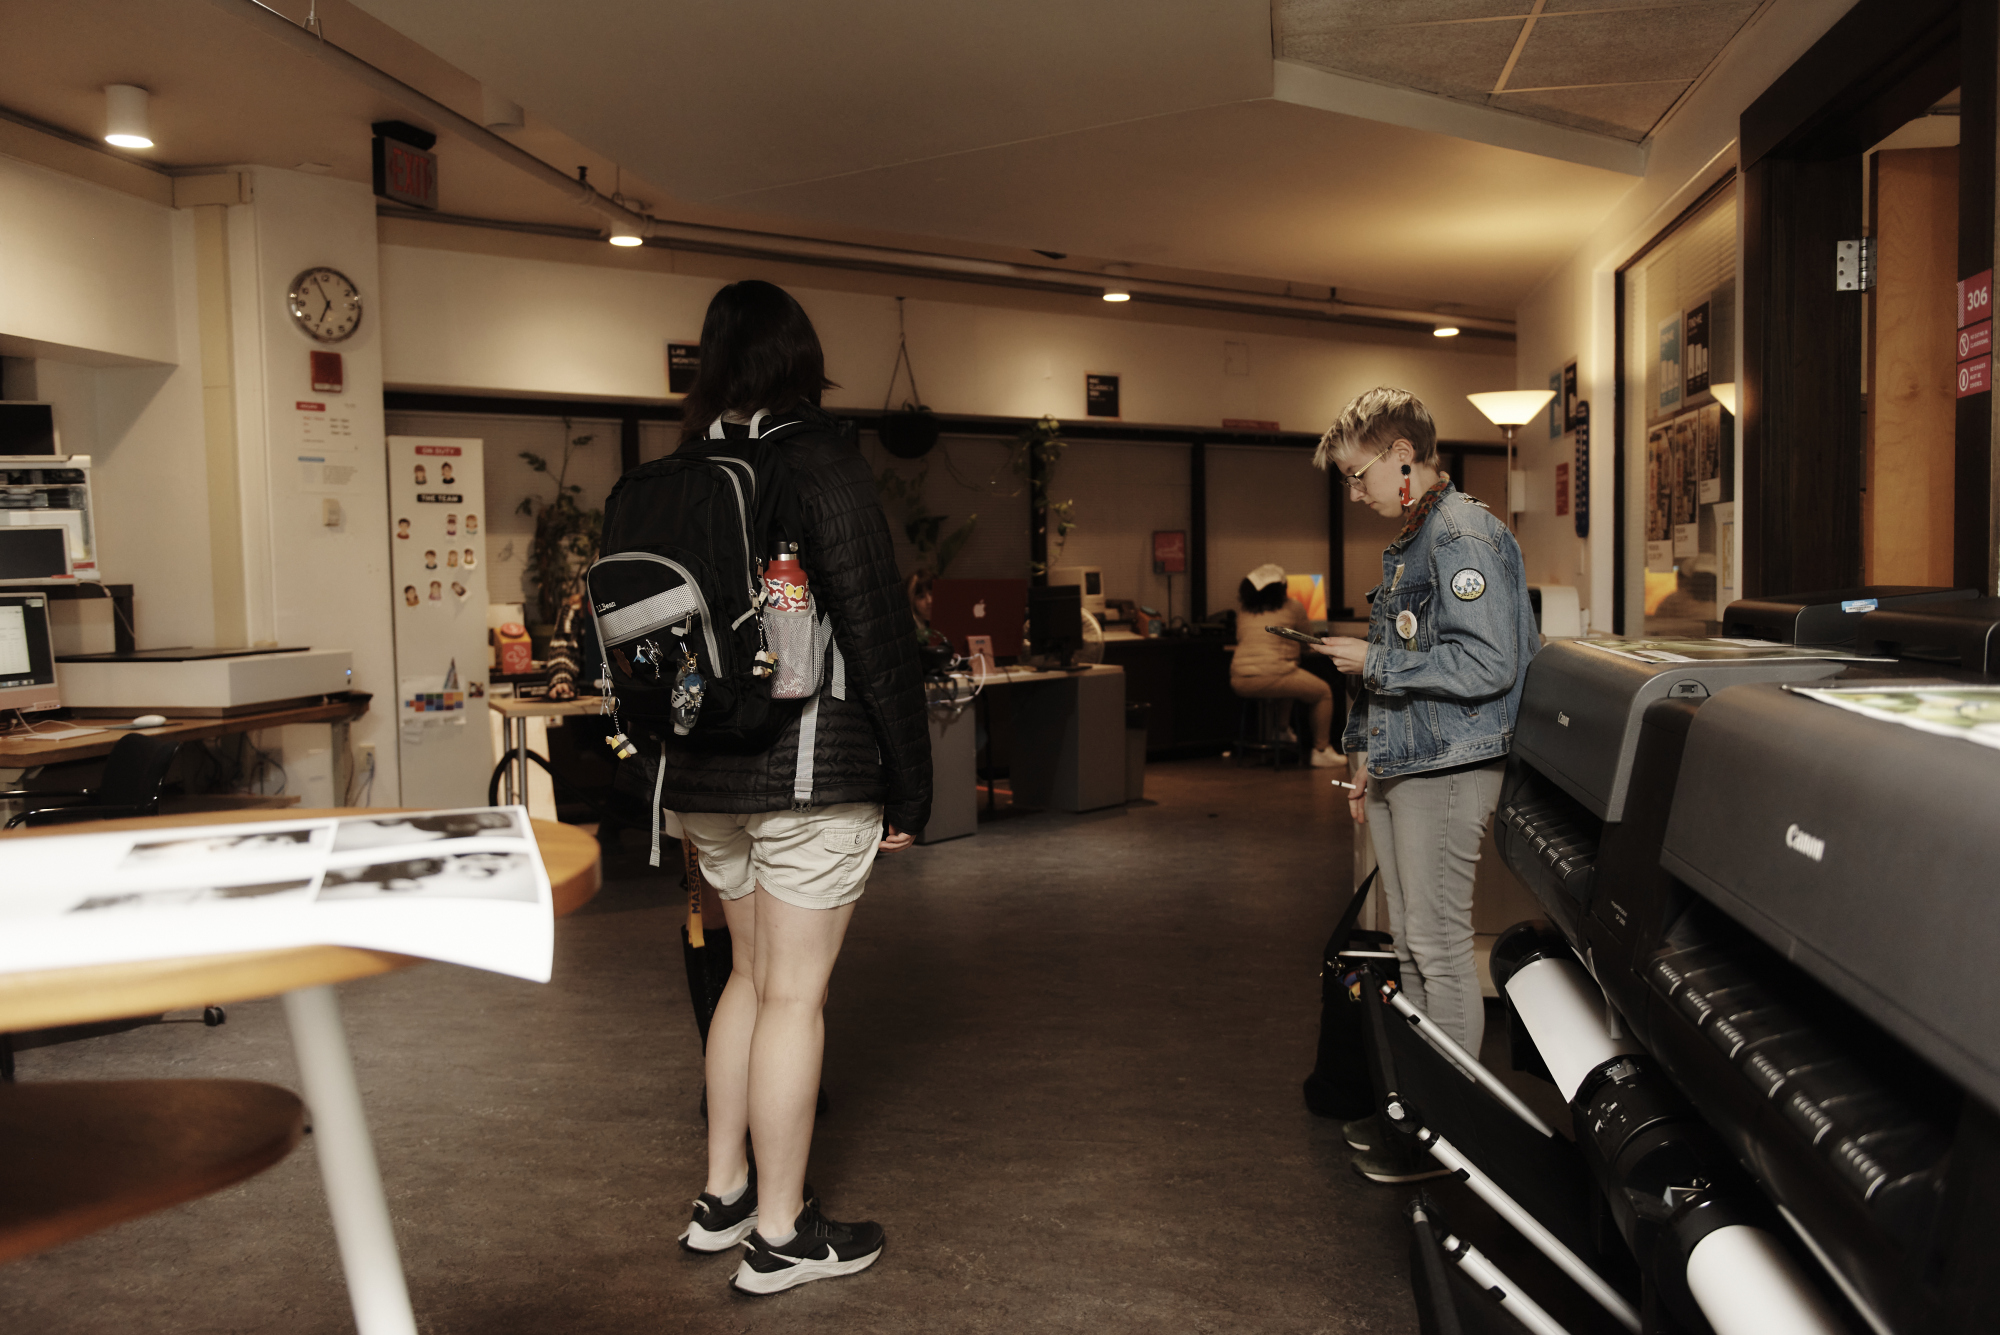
1512,0,1860,632
377,243,1515,439
229,168,401,800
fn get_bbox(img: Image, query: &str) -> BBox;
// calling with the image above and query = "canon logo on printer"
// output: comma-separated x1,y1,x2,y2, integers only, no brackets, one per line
1784,823,1826,863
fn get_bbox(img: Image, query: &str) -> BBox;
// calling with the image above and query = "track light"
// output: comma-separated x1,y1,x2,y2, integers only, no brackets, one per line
1433,325,1460,338
1102,287,1130,302
607,218,644,247
104,84,153,149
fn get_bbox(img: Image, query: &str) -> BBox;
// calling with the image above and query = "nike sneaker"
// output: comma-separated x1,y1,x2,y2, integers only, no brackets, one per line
680,1174,759,1253
730,1203,885,1295
1350,1143,1450,1184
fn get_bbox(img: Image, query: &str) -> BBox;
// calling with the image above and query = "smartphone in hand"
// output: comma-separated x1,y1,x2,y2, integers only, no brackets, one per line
1264,625,1322,646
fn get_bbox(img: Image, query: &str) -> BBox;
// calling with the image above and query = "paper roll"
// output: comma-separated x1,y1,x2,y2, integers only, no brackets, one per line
1503,957,1641,1102
1686,1225,1846,1335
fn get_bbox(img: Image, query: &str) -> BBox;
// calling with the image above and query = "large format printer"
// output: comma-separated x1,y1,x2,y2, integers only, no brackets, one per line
1444,595,2000,1335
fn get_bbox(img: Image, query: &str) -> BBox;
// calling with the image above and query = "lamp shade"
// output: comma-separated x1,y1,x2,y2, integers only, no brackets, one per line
104,84,152,149
1710,382,1738,415
1467,389,1557,427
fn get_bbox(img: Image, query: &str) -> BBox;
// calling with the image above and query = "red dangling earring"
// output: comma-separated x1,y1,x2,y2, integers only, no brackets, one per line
1399,463,1413,507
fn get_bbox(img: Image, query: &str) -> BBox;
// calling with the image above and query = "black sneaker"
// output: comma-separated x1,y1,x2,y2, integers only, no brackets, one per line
730,1203,885,1295
682,1178,819,1254
1343,1114,1381,1152
680,1173,759,1253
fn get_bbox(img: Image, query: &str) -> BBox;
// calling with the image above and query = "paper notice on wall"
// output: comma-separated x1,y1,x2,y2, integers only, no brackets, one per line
1645,425,1674,572
0,808,554,983
296,399,359,452
298,457,362,492
1697,403,1723,505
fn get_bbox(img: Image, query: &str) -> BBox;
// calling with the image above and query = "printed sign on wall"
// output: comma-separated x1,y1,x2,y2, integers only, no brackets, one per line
1657,313,1683,415
1086,374,1120,418
667,342,700,395
1151,530,1186,574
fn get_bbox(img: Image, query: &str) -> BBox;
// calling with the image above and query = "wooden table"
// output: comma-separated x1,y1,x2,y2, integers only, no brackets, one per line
488,695,607,806
0,809,600,1334
0,695,371,770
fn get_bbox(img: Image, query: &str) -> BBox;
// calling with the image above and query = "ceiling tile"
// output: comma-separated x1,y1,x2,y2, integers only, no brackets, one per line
1274,0,1528,35
1491,81,1689,139
1281,20,1525,100
1506,3,1761,88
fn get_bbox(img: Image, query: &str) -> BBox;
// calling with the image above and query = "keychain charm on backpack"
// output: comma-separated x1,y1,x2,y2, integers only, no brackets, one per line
752,648,778,679
605,730,638,760
671,643,707,735
630,636,671,684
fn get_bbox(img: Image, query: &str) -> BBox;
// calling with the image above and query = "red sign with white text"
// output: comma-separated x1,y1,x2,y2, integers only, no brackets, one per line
1959,320,1992,362
1960,271,1992,328
1958,357,1990,398
1151,530,1187,574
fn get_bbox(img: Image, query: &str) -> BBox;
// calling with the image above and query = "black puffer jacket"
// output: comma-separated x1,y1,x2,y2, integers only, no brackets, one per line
650,409,932,834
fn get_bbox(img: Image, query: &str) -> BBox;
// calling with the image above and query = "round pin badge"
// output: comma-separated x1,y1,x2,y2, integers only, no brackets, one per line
1451,568,1487,601
1395,609,1418,640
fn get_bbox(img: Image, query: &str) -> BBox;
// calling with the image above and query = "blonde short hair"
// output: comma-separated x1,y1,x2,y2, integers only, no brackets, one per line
1314,387,1439,472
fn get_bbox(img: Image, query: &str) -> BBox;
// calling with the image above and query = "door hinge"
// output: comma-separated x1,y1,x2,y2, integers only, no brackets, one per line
1836,239,1875,292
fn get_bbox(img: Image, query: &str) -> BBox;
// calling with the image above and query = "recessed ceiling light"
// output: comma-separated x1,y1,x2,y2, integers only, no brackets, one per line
104,84,152,149
1102,287,1130,302
1432,325,1460,338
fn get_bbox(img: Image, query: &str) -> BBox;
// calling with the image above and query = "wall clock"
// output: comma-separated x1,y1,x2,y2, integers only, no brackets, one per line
287,266,363,343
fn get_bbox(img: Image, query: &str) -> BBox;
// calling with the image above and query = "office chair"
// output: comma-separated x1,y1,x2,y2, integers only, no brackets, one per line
3,731,181,828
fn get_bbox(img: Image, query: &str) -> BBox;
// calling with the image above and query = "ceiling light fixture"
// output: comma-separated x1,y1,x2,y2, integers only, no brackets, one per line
1467,390,1558,520
1101,287,1130,302
1432,325,1460,338
103,84,153,149
607,218,644,247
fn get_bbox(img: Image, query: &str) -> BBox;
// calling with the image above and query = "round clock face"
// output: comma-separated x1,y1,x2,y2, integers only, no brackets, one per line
287,266,363,343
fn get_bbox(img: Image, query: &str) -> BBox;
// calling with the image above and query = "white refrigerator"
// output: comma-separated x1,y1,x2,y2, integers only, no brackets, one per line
387,435,491,807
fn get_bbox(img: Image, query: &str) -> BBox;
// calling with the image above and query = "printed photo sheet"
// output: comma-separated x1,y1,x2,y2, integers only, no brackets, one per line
0,807,554,983
1790,685,2000,753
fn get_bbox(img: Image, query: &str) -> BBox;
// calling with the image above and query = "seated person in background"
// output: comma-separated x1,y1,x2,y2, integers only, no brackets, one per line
906,572,947,649
546,586,591,701
1231,563,1341,768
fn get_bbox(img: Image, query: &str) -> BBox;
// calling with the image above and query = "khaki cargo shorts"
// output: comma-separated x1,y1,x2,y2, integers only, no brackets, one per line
675,802,885,911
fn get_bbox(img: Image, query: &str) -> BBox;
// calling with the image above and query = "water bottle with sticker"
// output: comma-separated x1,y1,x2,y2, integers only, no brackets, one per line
763,543,817,699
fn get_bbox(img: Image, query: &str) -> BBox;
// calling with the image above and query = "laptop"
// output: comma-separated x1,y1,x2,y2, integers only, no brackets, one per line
929,578,1028,657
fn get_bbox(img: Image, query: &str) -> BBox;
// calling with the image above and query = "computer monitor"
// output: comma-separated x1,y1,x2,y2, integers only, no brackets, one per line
1286,573,1328,621
1047,565,1104,616
0,593,61,715
0,526,73,583
0,402,59,457
929,578,1028,657
1029,584,1084,665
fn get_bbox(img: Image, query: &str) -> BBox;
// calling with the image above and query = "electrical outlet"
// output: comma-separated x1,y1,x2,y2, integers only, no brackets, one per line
356,742,376,771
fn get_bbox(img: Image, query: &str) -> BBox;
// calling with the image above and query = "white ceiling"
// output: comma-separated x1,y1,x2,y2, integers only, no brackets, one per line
2,0,1746,317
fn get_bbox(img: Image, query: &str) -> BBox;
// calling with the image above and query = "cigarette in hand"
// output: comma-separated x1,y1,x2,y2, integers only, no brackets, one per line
1331,780,1358,791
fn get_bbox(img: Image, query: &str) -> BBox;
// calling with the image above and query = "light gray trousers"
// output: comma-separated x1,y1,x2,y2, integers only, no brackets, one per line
1365,759,1505,1057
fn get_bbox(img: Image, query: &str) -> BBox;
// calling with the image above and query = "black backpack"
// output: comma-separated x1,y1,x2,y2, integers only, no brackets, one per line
587,411,814,754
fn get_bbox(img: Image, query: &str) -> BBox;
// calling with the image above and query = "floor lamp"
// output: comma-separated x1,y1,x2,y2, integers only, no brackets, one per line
1467,390,1559,525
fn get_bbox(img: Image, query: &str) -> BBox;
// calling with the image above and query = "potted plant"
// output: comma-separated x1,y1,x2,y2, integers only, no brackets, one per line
517,420,602,637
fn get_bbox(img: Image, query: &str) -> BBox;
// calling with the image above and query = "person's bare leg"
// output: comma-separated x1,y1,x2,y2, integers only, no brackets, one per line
746,886,856,1238
1306,676,1335,751
703,889,758,1198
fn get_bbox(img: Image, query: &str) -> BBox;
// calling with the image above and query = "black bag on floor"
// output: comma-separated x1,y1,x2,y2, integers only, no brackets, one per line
1302,868,1397,1119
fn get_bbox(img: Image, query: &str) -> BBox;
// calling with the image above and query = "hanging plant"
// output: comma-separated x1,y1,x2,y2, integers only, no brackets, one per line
878,296,940,459
516,419,602,627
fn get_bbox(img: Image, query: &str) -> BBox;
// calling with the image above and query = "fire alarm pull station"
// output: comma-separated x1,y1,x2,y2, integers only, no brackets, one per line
311,351,344,394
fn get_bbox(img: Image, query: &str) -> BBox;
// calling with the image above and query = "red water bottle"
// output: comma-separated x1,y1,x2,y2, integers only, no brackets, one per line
763,543,815,698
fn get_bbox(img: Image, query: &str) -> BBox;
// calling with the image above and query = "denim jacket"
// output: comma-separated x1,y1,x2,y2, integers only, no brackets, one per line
1341,485,1541,779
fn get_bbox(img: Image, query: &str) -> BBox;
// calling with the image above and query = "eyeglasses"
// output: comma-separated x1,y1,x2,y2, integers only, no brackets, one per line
1342,443,1395,492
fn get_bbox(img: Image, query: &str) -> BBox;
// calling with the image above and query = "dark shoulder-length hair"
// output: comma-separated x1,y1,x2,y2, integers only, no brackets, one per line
678,280,837,444
1239,577,1290,613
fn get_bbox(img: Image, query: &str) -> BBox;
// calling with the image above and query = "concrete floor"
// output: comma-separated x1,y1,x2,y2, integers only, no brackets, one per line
0,758,1445,1334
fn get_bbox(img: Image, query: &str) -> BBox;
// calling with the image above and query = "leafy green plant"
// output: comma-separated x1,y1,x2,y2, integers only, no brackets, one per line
876,467,977,578
516,420,602,626
1013,415,1074,575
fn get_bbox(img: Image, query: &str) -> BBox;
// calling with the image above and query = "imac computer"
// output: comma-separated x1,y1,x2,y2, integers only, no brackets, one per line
0,592,61,716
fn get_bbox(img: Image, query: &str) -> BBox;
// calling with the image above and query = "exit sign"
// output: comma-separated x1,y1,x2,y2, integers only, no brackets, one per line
373,135,438,210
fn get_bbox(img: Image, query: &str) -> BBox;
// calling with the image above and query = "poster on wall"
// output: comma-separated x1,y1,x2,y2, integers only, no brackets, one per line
295,398,365,494
388,436,491,808
1548,369,1563,438
1086,374,1120,419
1562,360,1580,431
1645,424,1674,572
1683,302,1711,398
1671,413,1698,560
1697,402,1724,505
667,342,700,395
1657,312,1684,415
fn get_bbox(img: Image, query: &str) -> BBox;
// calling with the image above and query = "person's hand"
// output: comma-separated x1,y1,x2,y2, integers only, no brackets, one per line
1346,769,1368,824
879,824,914,853
548,681,575,702
1309,635,1369,674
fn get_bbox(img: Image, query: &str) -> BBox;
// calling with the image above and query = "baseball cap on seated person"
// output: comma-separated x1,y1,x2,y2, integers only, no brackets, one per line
1247,563,1287,590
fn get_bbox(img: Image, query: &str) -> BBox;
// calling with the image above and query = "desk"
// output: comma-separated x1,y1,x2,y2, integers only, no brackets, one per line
0,694,371,771
489,695,606,809
920,665,1125,843
0,809,599,1334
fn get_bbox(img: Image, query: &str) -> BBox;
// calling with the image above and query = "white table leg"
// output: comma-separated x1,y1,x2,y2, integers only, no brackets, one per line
283,984,418,1335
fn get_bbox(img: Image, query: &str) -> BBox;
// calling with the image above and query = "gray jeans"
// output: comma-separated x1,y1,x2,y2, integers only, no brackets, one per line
1365,759,1505,1056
